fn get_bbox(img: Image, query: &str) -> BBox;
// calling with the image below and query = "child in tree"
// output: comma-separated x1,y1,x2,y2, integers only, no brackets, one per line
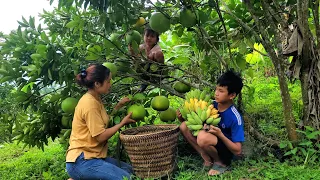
129,28,164,92
177,70,245,176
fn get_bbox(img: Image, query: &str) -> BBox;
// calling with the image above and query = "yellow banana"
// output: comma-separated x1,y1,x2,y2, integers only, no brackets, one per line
200,101,208,109
210,114,220,119
211,108,218,115
208,104,214,110
190,98,194,105
206,108,211,119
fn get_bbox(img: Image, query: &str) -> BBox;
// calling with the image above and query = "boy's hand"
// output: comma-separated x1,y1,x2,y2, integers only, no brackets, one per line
176,109,185,122
208,125,223,138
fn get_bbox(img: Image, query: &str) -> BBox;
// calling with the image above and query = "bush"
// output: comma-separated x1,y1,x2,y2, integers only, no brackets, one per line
0,141,68,180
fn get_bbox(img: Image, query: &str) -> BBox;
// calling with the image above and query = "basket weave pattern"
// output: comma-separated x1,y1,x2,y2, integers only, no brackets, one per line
120,124,180,178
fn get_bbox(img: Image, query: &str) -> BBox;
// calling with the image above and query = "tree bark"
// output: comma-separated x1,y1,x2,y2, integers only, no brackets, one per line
243,1,298,141
297,0,320,129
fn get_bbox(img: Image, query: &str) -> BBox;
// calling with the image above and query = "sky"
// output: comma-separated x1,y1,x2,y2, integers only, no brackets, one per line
0,0,58,34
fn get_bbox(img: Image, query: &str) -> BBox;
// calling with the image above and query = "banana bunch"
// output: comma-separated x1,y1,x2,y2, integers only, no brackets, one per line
179,89,221,136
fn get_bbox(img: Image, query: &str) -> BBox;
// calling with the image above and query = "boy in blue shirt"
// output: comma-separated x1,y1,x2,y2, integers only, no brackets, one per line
177,70,244,176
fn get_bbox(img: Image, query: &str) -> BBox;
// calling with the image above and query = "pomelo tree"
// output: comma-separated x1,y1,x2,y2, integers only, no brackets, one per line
0,0,319,149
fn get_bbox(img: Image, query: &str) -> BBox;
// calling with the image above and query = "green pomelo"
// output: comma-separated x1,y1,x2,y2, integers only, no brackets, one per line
125,30,142,44
159,107,176,122
61,116,72,128
180,9,197,28
61,97,78,114
173,81,191,93
149,12,170,34
127,104,146,121
151,96,169,111
109,33,121,47
103,62,118,77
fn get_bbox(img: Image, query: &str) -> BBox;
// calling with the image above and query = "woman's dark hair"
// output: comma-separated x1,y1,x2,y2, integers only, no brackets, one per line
144,28,159,42
75,64,110,89
217,69,243,95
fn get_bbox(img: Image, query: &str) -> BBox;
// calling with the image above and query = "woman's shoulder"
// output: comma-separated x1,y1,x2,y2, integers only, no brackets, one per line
78,93,101,108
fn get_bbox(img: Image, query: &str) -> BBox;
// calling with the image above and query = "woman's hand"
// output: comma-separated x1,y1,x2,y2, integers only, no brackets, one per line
121,112,136,126
119,97,131,106
115,97,131,110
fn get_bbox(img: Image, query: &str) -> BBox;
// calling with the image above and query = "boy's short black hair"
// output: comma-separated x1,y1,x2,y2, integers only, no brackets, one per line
217,70,243,95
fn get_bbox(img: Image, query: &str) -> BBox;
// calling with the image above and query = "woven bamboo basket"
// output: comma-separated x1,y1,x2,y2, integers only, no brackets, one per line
120,124,180,178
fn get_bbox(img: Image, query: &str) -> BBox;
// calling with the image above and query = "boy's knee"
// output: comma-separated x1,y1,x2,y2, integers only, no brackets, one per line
197,131,211,148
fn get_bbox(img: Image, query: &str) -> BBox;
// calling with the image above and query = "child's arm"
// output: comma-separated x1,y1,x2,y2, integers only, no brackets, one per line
208,125,242,155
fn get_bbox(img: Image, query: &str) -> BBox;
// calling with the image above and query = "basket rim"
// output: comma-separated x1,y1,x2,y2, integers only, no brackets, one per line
120,124,179,137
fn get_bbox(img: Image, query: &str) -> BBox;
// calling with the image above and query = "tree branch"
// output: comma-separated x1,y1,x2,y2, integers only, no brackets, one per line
213,0,233,63
253,47,269,57
219,3,263,44
196,26,228,69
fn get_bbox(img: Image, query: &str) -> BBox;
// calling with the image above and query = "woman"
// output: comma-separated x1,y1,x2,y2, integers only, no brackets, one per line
129,28,165,92
66,64,136,180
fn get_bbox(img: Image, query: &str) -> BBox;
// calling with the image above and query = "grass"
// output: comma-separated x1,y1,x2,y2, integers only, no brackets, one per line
1,139,320,180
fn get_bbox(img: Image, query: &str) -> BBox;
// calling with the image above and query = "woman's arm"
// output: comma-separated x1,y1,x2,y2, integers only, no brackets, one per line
95,113,135,143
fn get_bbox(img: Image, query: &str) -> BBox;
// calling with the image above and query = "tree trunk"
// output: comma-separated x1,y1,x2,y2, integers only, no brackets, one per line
243,1,298,141
297,0,320,129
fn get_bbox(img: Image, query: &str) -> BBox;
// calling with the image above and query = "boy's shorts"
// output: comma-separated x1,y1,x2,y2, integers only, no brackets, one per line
215,138,234,166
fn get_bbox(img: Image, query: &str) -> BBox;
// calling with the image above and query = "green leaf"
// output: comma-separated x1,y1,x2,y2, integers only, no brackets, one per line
85,53,100,61
131,41,139,54
40,32,50,43
238,41,247,54
17,21,29,27
172,56,190,65
299,141,313,146
21,65,37,71
236,55,247,70
66,20,79,28
306,131,320,139
31,54,42,60
279,142,287,149
21,82,34,93
29,16,35,29
291,147,298,155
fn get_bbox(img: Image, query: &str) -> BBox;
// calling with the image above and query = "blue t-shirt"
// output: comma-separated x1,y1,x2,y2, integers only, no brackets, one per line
213,101,245,142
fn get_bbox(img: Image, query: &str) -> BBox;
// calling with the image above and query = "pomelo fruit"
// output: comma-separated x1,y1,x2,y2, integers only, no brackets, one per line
127,104,146,121
159,107,176,122
151,96,169,111
179,8,197,28
109,33,121,47
132,93,146,101
61,97,78,114
134,17,146,27
173,81,191,93
103,62,118,77
149,12,170,33
61,116,71,128
125,30,142,45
